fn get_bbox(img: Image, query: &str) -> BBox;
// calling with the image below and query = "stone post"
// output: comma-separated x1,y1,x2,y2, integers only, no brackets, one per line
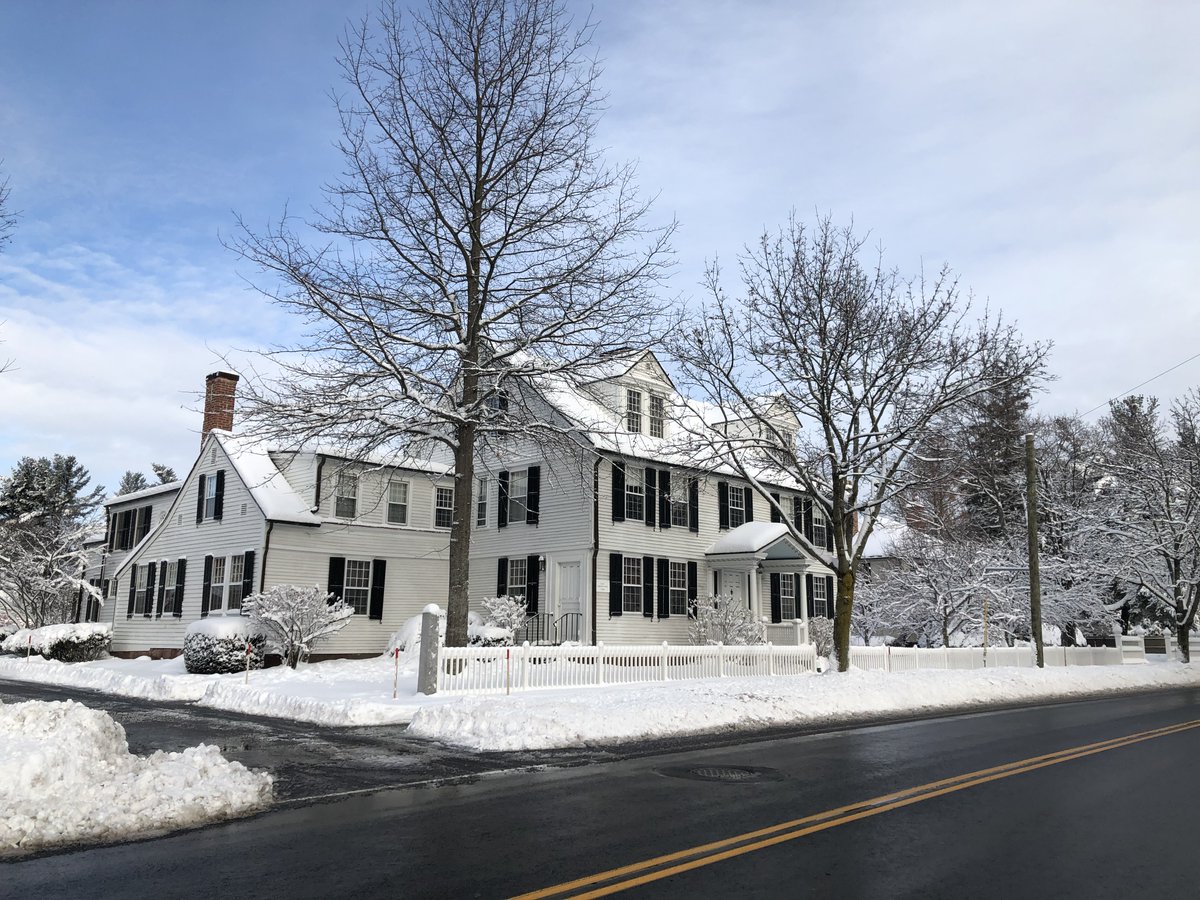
417,605,441,695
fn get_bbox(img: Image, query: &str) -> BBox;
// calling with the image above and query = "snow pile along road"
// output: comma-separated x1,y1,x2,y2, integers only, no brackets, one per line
0,699,272,856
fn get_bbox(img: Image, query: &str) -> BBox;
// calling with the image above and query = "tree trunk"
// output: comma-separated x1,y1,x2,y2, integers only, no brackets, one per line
834,567,855,672
445,424,476,648
287,646,300,669
1177,622,1191,663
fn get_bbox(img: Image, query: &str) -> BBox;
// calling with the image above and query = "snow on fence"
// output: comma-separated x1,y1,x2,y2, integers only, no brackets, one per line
436,641,819,695
847,644,1126,673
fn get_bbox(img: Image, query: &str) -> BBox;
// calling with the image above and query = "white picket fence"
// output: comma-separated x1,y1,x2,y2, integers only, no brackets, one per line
848,644,1127,672
437,641,818,695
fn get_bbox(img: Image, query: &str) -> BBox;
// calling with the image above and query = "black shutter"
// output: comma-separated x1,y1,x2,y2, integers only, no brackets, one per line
642,556,654,618
195,474,206,524
525,555,540,613
201,555,213,617
497,557,509,596
770,492,781,523
155,561,167,617
498,471,510,528
138,505,152,541
644,467,657,528
608,553,623,616
126,569,136,618
242,550,256,601
825,514,835,552
73,585,83,623
803,498,814,543
658,469,672,528
611,462,626,522
687,561,698,618
213,470,226,521
744,487,754,522
369,559,386,620
688,478,699,533
327,556,345,605
769,572,782,623
718,482,729,530
792,496,804,532
106,514,116,551
825,575,835,619
143,561,156,618
526,466,541,525
174,559,186,617
805,573,815,619
657,557,669,618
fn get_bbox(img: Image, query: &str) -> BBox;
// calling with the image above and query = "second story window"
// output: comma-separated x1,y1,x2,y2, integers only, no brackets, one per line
387,480,409,525
649,395,665,438
625,466,644,521
728,486,746,528
812,507,828,548
335,473,358,518
204,477,218,520
626,389,642,433
508,470,528,524
476,477,488,527
435,487,454,529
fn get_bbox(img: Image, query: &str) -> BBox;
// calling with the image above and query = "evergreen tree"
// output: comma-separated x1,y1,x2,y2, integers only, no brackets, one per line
0,455,105,527
151,463,177,484
116,471,150,495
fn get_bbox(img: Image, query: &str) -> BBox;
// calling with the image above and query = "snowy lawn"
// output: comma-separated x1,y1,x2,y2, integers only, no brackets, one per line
0,699,272,856
2,653,1198,751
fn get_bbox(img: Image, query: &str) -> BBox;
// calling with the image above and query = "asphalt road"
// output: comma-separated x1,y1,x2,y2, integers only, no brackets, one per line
5,681,1199,899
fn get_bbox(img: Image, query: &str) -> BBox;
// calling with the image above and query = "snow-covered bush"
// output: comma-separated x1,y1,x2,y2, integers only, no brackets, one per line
688,594,765,646
1,622,110,660
480,594,528,635
808,616,835,660
183,618,265,675
241,584,353,668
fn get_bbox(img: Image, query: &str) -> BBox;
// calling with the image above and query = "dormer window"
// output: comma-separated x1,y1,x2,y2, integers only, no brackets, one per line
626,389,642,433
649,395,665,438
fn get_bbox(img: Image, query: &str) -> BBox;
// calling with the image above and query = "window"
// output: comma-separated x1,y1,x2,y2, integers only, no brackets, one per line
209,556,226,611
387,480,409,525
475,477,488,527
812,507,827,548
622,557,643,613
508,470,528,524
507,557,528,599
133,565,149,615
136,506,152,542
486,391,509,413
625,467,644,521
161,561,177,616
669,561,688,616
344,559,372,614
649,395,665,438
780,573,796,620
670,482,689,528
204,476,218,520
227,554,245,610
812,577,829,618
335,473,358,518
626,389,642,433
728,486,746,528
435,487,454,528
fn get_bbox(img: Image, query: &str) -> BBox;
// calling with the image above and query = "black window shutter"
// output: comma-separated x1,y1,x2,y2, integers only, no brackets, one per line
118,510,131,550
825,575,835,619
805,573,815,619
327,556,345,605
803,498,814,543
526,466,541,525
770,492,781,523
155,561,167,617
143,561,156,618
688,478,699,533
658,469,671,528
687,561,698,618
608,553,623,617
196,474,206,524
769,572,782,623
611,462,626,522
792,496,804,532
656,557,669,619
213,470,226,521
825,515,835,552
174,558,186,617
644,467,657,528
498,471,510,528
201,555,213,617
126,569,136,618
369,559,386,620
717,482,729,530
525,555,540,614
137,505,152,541
641,555,654,618
497,557,509,596
106,514,116,550
242,550,256,601
744,487,754,522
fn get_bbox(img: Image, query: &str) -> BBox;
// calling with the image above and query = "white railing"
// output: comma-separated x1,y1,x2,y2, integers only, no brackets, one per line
763,620,808,647
437,641,819,695
847,644,1127,672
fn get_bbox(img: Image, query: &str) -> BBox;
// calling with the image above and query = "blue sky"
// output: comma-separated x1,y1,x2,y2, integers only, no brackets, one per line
2,0,1198,495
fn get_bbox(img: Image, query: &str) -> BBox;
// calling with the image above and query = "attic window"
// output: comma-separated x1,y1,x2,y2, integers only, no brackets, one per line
335,474,358,518
649,395,665,438
626,389,642,433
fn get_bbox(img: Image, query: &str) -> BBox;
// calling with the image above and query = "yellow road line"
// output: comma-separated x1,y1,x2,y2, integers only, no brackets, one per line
514,718,1200,900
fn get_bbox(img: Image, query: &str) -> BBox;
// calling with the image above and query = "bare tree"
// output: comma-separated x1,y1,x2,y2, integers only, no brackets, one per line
232,0,674,645
671,215,1047,671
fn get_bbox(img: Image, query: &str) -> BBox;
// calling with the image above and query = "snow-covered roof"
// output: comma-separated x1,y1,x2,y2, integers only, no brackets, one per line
706,522,794,556
212,432,321,526
863,515,908,559
280,445,453,477
105,481,182,507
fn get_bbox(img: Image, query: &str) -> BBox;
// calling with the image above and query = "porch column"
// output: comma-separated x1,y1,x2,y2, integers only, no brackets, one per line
747,567,759,617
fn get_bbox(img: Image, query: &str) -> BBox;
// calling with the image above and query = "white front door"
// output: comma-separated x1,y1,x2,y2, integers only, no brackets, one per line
720,570,746,607
556,562,583,642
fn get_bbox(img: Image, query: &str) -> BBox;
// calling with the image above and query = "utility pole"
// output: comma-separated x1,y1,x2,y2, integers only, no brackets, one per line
1025,432,1045,668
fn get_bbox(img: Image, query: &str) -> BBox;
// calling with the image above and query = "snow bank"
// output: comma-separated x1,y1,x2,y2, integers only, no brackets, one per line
0,699,272,855
407,663,1200,751
0,655,210,702
1,623,111,655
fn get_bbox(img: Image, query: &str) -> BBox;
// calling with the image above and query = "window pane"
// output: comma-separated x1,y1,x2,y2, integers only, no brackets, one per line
476,477,488,527
336,473,358,518
228,556,245,609
728,487,745,528
509,471,527,524
650,395,664,438
387,481,409,525
508,558,527,597
209,556,226,611
780,573,796,620
626,389,642,433
669,561,687,616
622,557,642,613
435,487,454,528
344,559,371,615
625,467,644,521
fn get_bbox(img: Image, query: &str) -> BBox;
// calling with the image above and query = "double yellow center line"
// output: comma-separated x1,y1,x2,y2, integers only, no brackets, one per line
514,718,1200,899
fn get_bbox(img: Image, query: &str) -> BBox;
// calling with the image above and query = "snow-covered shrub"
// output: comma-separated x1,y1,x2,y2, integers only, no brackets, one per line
242,584,352,668
183,618,265,675
808,616,835,659
688,594,765,646
1,622,110,660
480,594,528,635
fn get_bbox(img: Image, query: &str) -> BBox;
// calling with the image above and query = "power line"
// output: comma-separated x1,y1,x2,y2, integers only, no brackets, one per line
1079,349,1200,418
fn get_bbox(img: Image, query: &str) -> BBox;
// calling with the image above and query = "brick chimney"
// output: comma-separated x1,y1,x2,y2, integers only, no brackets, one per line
202,371,239,445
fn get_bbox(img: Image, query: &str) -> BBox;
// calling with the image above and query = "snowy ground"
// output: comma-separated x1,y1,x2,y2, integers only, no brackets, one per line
2,651,1198,752
0,699,272,856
